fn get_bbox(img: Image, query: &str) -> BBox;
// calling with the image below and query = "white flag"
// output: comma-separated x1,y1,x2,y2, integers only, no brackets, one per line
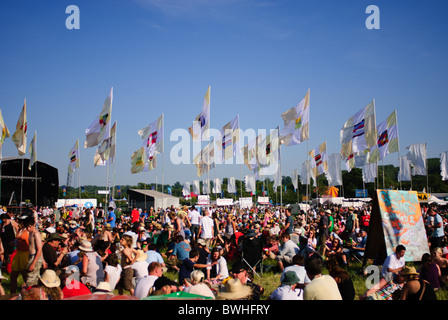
406,143,427,176
68,139,80,175
219,115,240,161
327,153,343,186
441,152,448,181
85,87,113,148
189,86,211,141
292,169,298,191
280,89,310,146
94,121,117,167
362,162,377,183
192,180,201,195
28,131,37,170
182,182,191,197
227,177,236,194
244,175,256,193
309,142,328,178
11,99,27,156
368,110,399,163
300,160,314,185
212,178,222,194
138,114,163,160
398,155,412,182
340,100,377,159
203,180,210,194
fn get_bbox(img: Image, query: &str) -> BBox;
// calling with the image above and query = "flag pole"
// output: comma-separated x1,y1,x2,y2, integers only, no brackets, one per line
162,113,165,194
395,110,402,190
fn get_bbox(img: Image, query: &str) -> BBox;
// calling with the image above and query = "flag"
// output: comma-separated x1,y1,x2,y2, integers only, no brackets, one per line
219,115,240,162
441,152,448,181
192,180,201,195
340,100,377,159
243,137,259,171
28,131,37,170
344,150,370,172
362,162,377,183
182,182,191,197
203,180,210,194
280,89,310,146
138,114,163,160
292,169,298,191
94,121,117,167
398,155,412,182
11,99,27,156
257,128,280,168
406,143,427,176
244,174,256,193
309,142,328,178
327,153,343,186
300,160,315,185
212,178,222,194
131,146,156,174
0,109,10,159
368,110,399,163
167,187,172,195
68,139,80,175
189,86,210,141
194,139,215,177
228,177,236,194
85,87,113,148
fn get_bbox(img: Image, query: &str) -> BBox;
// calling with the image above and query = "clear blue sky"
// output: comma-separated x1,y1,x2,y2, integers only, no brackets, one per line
0,0,447,188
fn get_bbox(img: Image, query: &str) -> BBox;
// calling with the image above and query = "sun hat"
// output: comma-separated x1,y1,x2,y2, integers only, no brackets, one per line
94,281,113,294
401,266,419,276
39,269,61,288
282,271,300,285
135,250,148,262
217,278,252,300
189,270,205,284
45,233,64,242
78,239,93,252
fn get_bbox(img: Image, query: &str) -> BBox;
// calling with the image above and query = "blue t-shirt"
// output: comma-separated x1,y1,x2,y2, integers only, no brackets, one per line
179,258,195,285
172,241,191,261
107,211,116,228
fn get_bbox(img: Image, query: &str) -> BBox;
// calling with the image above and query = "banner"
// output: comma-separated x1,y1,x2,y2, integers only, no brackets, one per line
198,195,210,205
216,198,233,206
239,197,253,209
257,196,270,205
365,190,429,262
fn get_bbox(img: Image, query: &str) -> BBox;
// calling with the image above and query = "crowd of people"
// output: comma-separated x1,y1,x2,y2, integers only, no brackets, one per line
0,201,446,300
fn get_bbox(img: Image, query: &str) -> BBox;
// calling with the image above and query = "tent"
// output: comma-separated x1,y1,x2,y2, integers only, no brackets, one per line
364,190,429,264
325,186,339,197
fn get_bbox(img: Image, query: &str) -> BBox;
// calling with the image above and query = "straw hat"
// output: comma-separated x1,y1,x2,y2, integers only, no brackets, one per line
401,266,419,276
94,281,113,294
135,250,148,262
39,269,61,288
78,239,93,252
217,278,252,300
189,270,205,284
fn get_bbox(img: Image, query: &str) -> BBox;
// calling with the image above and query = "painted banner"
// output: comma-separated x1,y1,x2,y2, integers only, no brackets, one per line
197,195,210,206
376,190,429,261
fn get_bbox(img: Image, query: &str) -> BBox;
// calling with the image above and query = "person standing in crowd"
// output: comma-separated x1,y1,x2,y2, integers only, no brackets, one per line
189,206,201,243
23,216,43,288
427,207,444,248
105,207,117,229
199,209,214,248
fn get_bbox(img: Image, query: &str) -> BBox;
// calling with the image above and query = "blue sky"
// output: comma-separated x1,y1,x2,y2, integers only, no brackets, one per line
0,0,447,188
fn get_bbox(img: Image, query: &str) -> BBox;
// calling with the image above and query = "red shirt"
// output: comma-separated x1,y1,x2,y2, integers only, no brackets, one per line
131,209,140,223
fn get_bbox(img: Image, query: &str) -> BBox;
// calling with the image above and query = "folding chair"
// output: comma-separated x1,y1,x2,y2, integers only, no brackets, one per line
241,236,264,277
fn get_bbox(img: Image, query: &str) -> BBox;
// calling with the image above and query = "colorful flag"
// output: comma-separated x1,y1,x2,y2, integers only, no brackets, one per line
327,153,343,186
340,100,377,159
68,139,80,175
441,152,448,181
28,131,37,170
344,150,370,172
280,89,310,146
309,142,328,178
0,109,10,159
94,121,117,167
11,99,27,156
189,86,210,141
85,87,113,148
368,110,399,163
406,143,427,176
131,147,150,174
138,114,163,160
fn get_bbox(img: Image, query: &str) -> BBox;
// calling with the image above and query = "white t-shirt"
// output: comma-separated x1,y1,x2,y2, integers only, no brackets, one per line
189,210,201,225
304,275,342,300
381,253,405,278
200,216,214,239
132,260,149,280
270,285,303,300
104,264,122,291
133,275,159,299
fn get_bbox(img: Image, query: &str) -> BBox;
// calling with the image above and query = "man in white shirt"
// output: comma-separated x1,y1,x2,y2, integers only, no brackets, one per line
188,206,201,242
381,245,406,282
270,271,303,300
133,262,164,299
304,256,342,300
199,209,214,248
